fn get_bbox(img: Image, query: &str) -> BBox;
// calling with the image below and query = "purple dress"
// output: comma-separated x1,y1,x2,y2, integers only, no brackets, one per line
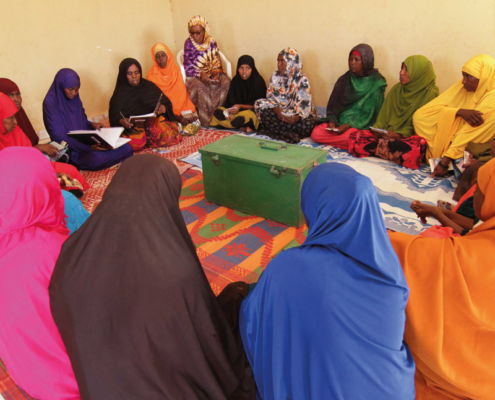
43,69,132,171
183,38,223,78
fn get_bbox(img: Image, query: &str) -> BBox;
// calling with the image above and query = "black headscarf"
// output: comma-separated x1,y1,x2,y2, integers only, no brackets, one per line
109,58,175,126
224,55,267,108
325,44,385,124
49,154,255,400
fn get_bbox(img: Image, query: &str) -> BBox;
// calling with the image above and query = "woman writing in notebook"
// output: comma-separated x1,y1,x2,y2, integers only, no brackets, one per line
109,58,181,152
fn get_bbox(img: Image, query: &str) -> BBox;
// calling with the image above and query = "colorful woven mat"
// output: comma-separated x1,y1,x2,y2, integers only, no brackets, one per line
180,168,308,295
0,358,35,400
80,129,233,212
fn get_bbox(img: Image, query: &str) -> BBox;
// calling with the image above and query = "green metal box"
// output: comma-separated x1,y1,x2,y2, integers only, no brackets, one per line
199,135,328,227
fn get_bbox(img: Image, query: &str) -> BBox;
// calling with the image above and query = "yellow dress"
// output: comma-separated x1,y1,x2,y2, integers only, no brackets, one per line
413,54,495,160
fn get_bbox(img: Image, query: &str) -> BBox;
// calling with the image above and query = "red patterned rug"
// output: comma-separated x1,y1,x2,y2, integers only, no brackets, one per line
80,129,233,213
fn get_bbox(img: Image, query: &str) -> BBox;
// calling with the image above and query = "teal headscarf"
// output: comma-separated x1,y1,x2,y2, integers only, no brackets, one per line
374,55,439,137
324,44,387,129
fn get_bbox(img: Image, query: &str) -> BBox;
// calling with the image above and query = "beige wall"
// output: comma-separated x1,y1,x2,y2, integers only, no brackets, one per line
171,0,495,107
2,0,494,132
1,0,176,131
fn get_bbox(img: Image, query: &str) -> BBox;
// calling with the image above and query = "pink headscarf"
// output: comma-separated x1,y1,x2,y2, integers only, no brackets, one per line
0,147,80,399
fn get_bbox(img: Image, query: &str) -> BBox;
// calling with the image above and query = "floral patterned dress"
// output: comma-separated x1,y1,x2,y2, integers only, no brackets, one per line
254,48,318,143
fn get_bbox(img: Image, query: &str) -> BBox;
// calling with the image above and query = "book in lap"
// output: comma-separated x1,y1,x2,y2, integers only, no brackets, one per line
129,113,156,129
69,127,130,149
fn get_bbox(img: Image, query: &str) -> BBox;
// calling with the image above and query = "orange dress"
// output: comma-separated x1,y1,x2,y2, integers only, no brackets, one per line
389,159,495,399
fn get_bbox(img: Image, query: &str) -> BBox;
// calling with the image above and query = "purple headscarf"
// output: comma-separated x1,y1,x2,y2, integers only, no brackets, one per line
43,69,93,148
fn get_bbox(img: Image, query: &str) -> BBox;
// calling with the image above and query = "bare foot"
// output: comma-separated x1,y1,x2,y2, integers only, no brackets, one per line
410,200,438,224
239,127,253,133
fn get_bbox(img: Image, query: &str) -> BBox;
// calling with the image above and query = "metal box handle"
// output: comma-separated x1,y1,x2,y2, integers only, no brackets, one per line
270,166,287,177
259,142,287,151
211,154,220,166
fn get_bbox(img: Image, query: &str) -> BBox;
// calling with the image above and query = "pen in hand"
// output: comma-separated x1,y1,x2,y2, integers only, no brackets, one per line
120,111,134,130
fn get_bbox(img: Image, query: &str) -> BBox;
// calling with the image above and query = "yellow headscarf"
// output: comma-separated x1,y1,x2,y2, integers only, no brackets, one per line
187,15,214,52
413,54,495,159
153,44,167,57
462,54,495,103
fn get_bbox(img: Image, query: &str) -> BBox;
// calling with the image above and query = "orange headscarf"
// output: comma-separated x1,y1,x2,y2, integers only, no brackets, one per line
146,43,196,116
389,158,495,399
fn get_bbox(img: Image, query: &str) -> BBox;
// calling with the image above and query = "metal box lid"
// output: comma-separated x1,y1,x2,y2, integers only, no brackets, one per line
199,135,327,174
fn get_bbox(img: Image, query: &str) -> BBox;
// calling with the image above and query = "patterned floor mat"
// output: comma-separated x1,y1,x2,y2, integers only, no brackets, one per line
180,169,308,295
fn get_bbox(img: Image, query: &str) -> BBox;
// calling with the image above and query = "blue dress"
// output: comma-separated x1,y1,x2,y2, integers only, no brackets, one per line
43,69,133,171
62,190,90,235
240,163,416,400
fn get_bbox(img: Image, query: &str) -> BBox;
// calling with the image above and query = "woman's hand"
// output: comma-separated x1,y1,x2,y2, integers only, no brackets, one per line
328,121,337,129
410,200,439,224
336,124,350,135
35,144,59,157
386,131,403,139
273,108,284,121
91,144,111,152
157,104,167,115
462,151,478,169
119,118,133,129
282,114,301,124
91,122,104,130
200,72,211,85
457,109,484,127
431,156,452,177
227,105,241,119
210,73,221,85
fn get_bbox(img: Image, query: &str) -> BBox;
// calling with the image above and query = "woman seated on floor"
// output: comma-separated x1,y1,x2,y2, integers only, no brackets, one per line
412,162,484,238
0,78,66,158
184,15,231,127
349,55,439,169
239,163,415,399
311,44,387,149
389,158,495,399
0,78,40,146
43,68,133,171
1,92,91,196
49,154,256,400
413,54,495,177
0,147,81,400
463,138,494,169
146,43,198,126
109,58,180,152
254,48,318,144
210,55,267,132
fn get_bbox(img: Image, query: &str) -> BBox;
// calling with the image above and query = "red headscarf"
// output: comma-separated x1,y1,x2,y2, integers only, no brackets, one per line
0,147,79,400
0,92,32,149
0,78,39,145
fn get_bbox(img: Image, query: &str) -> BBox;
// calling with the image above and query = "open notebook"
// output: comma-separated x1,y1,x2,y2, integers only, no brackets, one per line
68,127,130,149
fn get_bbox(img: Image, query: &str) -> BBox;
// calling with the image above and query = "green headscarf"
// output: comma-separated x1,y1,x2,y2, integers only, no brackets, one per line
323,44,387,130
374,55,439,137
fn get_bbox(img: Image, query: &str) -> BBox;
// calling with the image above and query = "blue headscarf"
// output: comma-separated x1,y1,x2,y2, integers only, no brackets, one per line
240,163,415,400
